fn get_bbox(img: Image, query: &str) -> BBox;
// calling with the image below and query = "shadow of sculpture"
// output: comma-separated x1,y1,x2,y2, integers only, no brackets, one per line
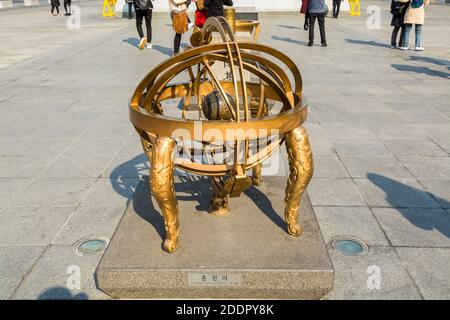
37,286,89,300
367,173,450,239
109,154,290,242
109,153,149,207
244,185,287,232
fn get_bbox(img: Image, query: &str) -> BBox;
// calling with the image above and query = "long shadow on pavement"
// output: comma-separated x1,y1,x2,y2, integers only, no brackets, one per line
123,37,140,48
277,24,302,30
345,38,391,48
407,55,450,67
391,64,450,79
272,35,308,46
368,173,450,239
122,38,172,56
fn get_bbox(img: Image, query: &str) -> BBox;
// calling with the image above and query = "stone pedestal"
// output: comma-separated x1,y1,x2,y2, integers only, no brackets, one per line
24,0,39,6
0,0,13,9
96,176,334,299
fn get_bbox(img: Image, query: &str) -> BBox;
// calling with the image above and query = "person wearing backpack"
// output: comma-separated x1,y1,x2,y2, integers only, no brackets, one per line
400,0,429,51
203,0,233,18
390,0,409,48
134,0,154,49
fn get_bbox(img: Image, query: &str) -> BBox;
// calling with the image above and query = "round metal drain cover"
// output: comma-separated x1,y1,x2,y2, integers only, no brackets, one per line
73,237,109,256
330,236,368,257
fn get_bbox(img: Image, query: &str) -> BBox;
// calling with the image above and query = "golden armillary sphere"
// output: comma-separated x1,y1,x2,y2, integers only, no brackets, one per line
129,17,314,253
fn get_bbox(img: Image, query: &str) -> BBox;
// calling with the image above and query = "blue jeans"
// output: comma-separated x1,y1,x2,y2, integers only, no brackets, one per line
403,24,422,48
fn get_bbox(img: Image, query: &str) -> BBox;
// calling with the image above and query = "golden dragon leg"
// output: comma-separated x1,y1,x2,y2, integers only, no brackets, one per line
149,136,180,253
284,127,314,237
252,163,263,186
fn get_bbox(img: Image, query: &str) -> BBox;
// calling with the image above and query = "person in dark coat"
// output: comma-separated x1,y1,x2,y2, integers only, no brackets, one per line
50,0,60,15
126,0,134,19
204,0,233,18
390,0,409,48
308,0,327,47
300,0,309,31
333,0,342,18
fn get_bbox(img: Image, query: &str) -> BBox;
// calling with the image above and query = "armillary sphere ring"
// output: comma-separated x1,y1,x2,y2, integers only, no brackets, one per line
129,17,314,253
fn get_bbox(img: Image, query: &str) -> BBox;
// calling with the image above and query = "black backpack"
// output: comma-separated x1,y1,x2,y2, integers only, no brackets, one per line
134,0,153,11
391,1,406,16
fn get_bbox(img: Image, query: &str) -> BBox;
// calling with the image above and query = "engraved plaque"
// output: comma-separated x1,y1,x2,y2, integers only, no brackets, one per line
188,273,241,287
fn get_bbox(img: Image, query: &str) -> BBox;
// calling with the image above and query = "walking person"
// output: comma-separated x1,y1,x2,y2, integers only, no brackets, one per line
126,0,134,19
390,0,409,48
50,0,60,16
401,0,429,51
300,0,309,31
203,0,233,18
333,0,342,18
134,0,154,49
169,0,190,55
307,0,327,47
63,0,71,16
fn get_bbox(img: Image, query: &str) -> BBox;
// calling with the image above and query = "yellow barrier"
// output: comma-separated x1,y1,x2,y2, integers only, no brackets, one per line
348,0,361,16
103,0,117,17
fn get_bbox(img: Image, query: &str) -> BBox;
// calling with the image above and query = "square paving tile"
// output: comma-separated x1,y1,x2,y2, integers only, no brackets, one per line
355,176,440,208
418,179,450,208
339,155,414,179
52,206,125,246
0,246,45,300
381,138,448,157
12,245,109,300
314,206,388,246
0,207,74,246
374,208,450,247
396,247,450,299
331,139,392,157
325,246,422,300
308,178,366,207
399,156,450,179
312,155,349,178
11,177,96,207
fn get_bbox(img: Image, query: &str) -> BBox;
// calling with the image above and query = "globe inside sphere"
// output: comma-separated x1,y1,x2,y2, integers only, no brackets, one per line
202,90,236,121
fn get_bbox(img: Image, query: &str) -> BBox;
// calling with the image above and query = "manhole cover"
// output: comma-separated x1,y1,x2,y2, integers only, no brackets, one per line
73,237,109,256
330,236,368,257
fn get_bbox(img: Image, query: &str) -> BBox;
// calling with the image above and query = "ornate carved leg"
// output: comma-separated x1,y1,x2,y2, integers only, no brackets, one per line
208,177,231,217
150,136,180,253
252,163,263,186
284,127,314,237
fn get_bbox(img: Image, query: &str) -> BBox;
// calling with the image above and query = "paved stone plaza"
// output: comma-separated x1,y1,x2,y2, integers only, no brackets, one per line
0,0,449,299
